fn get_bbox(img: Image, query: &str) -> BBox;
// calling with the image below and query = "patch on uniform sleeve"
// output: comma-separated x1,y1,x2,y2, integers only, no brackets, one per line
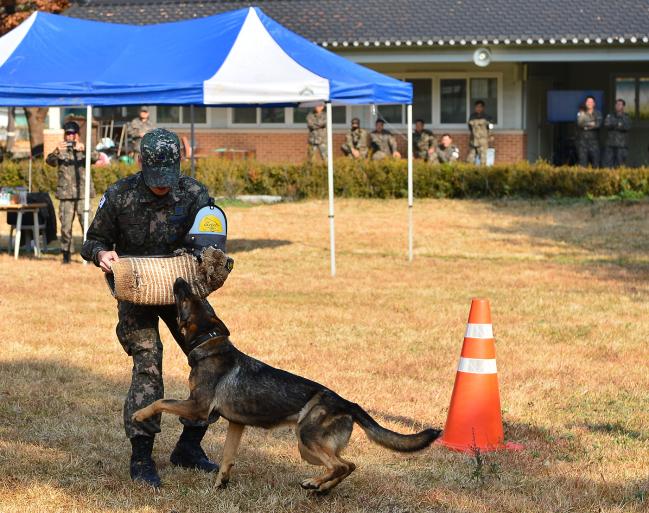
98,194,107,209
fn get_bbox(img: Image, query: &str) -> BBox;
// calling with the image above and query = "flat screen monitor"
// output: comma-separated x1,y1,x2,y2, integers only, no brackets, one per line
547,90,605,123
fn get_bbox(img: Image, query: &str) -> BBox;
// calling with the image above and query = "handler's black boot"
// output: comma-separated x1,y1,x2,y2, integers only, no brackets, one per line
130,436,161,488
62,251,71,264
170,425,219,473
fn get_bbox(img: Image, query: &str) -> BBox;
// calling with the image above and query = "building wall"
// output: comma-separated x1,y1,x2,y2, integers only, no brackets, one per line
177,129,527,164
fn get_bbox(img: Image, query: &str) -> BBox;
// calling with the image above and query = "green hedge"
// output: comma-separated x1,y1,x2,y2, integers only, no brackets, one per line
2,158,649,199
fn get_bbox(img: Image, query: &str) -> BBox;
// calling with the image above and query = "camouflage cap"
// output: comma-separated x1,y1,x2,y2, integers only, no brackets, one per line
141,128,181,189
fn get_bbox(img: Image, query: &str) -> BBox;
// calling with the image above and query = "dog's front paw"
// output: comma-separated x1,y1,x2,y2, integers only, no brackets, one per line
132,409,149,423
214,473,229,489
300,478,319,490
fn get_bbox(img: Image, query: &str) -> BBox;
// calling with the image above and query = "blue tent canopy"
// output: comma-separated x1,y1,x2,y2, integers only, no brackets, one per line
0,7,412,107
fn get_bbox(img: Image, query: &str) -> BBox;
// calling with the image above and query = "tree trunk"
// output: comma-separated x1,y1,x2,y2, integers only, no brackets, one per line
24,106,48,157
5,106,15,154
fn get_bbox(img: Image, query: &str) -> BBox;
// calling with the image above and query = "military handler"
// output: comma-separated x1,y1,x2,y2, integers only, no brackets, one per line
306,103,327,162
467,100,493,165
576,96,603,167
603,99,631,168
341,117,368,159
413,119,437,163
436,134,461,164
128,106,155,160
46,121,97,264
81,129,219,488
370,119,401,160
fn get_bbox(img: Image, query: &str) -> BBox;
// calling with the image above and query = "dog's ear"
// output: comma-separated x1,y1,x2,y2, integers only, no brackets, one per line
211,315,230,337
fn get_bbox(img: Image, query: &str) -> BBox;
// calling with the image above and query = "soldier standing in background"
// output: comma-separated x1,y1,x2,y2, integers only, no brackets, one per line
341,117,368,159
81,129,219,489
128,106,156,160
436,134,461,164
576,96,602,167
413,119,437,163
370,119,401,160
306,103,327,162
603,99,631,168
467,100,493,165
46,121,97,264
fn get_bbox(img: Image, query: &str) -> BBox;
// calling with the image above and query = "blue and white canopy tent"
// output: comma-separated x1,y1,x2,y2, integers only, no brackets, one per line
0,7,415,273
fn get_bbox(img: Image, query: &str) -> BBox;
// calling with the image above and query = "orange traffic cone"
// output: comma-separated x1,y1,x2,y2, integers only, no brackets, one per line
436,298,522,452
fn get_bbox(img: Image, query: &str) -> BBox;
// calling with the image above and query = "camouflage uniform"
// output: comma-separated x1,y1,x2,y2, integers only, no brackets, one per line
81,172,213,438
413,129,438,162
370,129,398,160
46,145,97,253
341,127,368,158
128,117,156,156
436,143,461,164
576,109,602,167
306,110,327,162
603,112,631,168
467,113,493,165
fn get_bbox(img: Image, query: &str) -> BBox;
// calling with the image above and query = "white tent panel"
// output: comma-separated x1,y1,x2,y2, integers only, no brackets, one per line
203,8,329,104
0,12,37,68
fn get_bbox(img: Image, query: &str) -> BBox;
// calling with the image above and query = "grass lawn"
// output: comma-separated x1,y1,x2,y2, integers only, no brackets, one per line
0,197,648,513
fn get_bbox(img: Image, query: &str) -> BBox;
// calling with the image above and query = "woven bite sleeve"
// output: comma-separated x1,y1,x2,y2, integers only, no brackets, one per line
105,250,233,305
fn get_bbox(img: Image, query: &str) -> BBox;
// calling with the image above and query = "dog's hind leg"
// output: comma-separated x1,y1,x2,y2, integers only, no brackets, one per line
298,444,355,493
297,410,355,493
214,422,245,488
132,399,209,423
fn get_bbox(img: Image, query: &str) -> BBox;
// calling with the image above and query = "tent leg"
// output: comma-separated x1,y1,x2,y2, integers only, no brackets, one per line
407,104,413,262
326,102,335,277
83,104,93,265
190,105,196,178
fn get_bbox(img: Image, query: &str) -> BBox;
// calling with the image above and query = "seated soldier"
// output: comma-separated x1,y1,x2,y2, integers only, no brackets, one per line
436,134,461,164
413,119,437,163
341,117,368,159
370,119,401,160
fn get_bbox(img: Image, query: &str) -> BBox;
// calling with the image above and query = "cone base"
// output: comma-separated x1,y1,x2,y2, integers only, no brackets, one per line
435,437,523,453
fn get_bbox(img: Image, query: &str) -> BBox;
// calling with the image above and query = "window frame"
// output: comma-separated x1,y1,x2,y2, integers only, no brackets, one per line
227,106,349,128
612,74,649,125
367,72,502,130
152,105,210,126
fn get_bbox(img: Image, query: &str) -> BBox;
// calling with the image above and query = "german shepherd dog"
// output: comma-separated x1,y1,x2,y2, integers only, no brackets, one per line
132,278,441,493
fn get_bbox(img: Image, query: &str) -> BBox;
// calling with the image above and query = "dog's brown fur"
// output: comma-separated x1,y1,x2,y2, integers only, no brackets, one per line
132,278,440,493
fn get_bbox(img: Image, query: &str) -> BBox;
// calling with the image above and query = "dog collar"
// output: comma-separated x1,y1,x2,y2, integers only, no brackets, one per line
188,331,226,352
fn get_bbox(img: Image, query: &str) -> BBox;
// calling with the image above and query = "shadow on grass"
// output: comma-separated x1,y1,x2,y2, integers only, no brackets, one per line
227,238,292,253
480,198,649,288
0,359,646,512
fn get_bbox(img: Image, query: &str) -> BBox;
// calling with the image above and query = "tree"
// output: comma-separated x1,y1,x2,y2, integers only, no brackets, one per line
1,0,70,157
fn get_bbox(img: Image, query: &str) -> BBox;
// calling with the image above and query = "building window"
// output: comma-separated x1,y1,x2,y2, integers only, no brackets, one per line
293,106,346,125
440,79,467,123
157,106,207,124
440,77,498,124
232,107,257,124
408,79,432,124
182,106,207,124
470,78,498,122
614,76,649,121
377,105,402,124
261,107,285,124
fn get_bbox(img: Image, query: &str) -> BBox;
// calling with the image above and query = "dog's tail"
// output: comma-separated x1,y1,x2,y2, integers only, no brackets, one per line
348,402,441,452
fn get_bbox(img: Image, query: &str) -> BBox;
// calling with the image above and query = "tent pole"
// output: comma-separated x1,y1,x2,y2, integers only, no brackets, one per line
83,104,93,265
407,104,413,262
326,102,335,277
190,105,196,178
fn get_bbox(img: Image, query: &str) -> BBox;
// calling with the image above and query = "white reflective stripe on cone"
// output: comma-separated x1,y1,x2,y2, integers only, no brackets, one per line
457,357,497,374
465,323,494,339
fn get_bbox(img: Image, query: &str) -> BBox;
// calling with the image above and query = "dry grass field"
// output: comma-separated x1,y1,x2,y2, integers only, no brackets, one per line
0,197,648,513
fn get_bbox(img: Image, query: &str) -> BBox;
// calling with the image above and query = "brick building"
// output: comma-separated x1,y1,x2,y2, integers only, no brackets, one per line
54,0,649,165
